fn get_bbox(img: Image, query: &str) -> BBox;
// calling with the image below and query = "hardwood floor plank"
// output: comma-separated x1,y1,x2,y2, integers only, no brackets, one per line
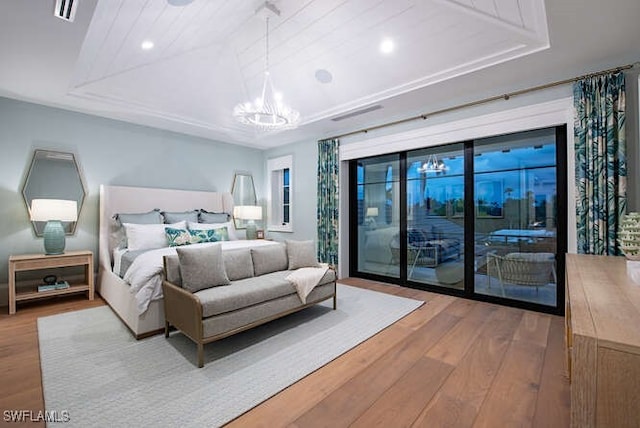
291,310,463,427
514,310,552,347
350,356,454,428
395,294,457,331
412,306,524,427
533,316,571,428
443,298,477,318
472,312,548,428
425,301,498,366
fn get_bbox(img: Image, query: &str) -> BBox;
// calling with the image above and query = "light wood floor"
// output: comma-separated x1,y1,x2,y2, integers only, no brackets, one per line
0,278,570,427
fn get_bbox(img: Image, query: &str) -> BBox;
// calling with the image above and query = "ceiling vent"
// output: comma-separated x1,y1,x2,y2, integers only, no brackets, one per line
54,0,78,22
331,105,383,122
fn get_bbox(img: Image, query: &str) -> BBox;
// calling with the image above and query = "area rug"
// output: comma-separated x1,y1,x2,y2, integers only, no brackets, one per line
38,284,423,427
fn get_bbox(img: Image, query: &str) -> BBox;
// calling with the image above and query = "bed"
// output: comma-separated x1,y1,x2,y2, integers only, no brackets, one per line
98,184,275,339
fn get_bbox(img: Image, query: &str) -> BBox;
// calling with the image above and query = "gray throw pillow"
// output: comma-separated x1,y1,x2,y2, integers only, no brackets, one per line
114,209,162,226
251,244,288,276
223,249,254,281
163,255,182,287
286,240,320,269
112,209,162,248
176,244,230,293
162,210,199,224
199,210,230,224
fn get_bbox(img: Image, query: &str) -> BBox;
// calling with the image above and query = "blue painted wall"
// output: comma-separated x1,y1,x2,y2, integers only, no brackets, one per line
0,97,264,303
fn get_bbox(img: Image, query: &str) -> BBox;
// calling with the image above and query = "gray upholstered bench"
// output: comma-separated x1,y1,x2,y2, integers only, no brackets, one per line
162,242,336,367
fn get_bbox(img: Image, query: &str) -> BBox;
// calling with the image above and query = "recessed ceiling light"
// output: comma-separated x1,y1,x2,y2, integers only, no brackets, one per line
141,40,154,50
380,38,394,54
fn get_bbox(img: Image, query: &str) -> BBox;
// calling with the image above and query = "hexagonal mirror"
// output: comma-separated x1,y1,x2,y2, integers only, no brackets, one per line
22,150,86,236
231,172,257,230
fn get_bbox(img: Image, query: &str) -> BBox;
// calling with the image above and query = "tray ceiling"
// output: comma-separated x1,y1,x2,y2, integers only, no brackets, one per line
64,0,549,146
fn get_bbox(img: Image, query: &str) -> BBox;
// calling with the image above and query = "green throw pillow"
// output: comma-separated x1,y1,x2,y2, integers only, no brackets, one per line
165,227,192,247
189,226,229,243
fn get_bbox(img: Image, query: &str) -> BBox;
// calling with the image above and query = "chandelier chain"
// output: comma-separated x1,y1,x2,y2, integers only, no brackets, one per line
265,17,270,74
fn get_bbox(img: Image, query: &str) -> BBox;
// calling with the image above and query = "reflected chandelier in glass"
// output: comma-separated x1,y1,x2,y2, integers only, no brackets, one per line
418,154,446,173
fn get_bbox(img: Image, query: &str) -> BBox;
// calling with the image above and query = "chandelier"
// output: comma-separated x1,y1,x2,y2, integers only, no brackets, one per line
233,8,300,131
418,154,446,173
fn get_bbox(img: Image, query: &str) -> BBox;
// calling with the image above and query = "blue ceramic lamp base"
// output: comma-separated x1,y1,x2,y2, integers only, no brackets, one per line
245,221,258,240
43,220,66,255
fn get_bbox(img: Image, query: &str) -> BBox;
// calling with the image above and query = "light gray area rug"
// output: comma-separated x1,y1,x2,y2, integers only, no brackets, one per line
38,284,423,427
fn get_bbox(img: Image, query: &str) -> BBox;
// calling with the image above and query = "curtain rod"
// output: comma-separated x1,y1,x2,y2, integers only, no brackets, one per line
328,62,639,141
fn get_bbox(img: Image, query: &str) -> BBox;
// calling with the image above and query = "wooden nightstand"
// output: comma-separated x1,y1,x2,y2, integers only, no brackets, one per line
8,250,94,314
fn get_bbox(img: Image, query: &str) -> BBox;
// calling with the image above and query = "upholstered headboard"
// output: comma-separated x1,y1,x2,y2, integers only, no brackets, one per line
98,184,234,272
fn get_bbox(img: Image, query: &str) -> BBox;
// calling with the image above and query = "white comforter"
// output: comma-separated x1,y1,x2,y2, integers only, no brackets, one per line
122,240,278,314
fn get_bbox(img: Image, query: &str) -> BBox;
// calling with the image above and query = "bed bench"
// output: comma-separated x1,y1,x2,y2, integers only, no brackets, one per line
162,242,337,367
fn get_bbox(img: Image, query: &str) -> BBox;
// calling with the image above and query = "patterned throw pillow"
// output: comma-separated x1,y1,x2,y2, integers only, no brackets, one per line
165,227,193,247
188,221,238,241
189,226,229,243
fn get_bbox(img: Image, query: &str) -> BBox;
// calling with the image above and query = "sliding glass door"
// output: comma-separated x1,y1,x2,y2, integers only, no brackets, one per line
349,126,566,314
406,144,465,290
473,129,559,306
354,154,400,278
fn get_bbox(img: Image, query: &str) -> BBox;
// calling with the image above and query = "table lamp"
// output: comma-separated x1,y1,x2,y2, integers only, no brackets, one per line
30,199,78,255
365,207,378,229
234,205,262,240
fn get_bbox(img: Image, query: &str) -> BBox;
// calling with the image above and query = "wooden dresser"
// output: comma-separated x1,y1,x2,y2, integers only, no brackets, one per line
565,254,640,428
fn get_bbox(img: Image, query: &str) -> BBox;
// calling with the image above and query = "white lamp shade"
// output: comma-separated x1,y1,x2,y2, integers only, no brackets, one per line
234,205,262,221
366,207,379,217
30,199,78,222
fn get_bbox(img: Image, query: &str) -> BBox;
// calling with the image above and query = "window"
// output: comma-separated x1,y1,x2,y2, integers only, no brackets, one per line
267,155,293,232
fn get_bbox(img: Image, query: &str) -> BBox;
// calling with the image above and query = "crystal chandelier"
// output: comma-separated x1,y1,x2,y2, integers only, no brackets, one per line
233,10,300,131
418,154,446,173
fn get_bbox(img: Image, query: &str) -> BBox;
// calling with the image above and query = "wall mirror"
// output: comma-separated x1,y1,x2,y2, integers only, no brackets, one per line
231,172,257,229
22,149,86,236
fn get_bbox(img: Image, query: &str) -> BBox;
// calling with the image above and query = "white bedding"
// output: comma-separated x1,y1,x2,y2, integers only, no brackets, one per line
122,240,278,314
113,247,128,277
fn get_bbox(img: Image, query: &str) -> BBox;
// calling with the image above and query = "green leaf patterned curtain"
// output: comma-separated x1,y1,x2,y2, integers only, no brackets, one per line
317,138,340,266
574,71,626,255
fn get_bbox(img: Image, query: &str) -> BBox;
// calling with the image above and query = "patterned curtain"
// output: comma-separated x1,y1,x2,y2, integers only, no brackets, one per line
317,138,340,266
574,71,626,255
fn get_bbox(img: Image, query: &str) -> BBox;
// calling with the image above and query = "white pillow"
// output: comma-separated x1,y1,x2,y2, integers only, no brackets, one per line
123,221,187,251
187,221,239,241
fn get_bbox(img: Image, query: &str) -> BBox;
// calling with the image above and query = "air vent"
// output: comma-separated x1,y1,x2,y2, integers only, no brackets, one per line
54,0,77,22
331,105,383,122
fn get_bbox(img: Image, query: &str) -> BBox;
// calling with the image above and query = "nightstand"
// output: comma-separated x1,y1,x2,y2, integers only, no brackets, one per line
8,250,94,314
